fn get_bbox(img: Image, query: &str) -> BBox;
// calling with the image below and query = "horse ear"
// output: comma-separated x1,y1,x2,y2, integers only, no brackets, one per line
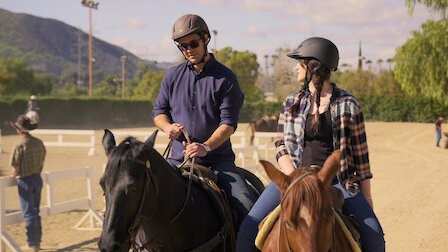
260,160,288,193
144,130,158,149
102,129,116,156
318,150,342,189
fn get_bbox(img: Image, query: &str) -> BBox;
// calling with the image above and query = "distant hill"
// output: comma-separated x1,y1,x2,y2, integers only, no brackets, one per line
0,8,171,82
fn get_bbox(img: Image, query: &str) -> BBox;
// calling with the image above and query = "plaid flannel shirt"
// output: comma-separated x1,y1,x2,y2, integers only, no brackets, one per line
11,134,46,179
275,83,372,195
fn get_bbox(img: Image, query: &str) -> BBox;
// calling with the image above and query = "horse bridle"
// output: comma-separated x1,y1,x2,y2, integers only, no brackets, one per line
128,129,197,252
277,171,336,252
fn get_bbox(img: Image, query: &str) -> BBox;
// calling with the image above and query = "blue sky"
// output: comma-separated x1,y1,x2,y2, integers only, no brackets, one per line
0,0,439,70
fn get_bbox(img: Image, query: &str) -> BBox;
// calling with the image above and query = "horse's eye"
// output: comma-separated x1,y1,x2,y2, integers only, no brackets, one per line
285,221,294,230
127,185,140,193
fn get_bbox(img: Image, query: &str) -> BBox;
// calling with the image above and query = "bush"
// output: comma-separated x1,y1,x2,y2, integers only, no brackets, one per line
1,95,445,135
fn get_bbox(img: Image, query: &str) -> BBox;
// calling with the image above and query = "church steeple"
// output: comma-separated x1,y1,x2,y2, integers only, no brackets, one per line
358,41,363,71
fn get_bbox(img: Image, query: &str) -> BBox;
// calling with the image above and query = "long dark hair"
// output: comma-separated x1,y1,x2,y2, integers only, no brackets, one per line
290,58,331,133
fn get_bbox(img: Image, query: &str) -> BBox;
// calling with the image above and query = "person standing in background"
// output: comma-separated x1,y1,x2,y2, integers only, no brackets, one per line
10,114,46,251
435,116,444,147
26,95,39,114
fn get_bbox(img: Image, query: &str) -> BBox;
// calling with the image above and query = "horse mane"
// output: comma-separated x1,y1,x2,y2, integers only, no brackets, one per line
103,137,143,186
284,167,333,226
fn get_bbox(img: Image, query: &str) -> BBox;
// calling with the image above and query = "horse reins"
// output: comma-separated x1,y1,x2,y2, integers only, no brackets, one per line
130,129,197,251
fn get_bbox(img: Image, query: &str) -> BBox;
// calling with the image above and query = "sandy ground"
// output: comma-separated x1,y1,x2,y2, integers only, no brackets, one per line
1,122,448,251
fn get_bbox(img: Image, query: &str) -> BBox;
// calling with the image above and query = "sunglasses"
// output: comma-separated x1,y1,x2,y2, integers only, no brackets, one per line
177,39,201,51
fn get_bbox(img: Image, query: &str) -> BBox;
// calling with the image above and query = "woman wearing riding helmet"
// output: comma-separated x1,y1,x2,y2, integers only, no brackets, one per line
236,37,385,252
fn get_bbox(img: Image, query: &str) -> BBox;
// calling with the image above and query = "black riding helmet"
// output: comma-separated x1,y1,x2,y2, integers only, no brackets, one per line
287,37,339,71
172,14,210,41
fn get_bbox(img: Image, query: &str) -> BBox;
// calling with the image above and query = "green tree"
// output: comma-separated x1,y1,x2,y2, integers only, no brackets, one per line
134,64,150,81
271,47,297,101
0,57,53,95
134,71,166,101
32,74,53,95
338,70,376,95
373,70,406,95
377,59,384,72
404,0,447,17
215,47,263,102
53,83,88,96
0,58,35,95
93,76,120,97
394,19,448,100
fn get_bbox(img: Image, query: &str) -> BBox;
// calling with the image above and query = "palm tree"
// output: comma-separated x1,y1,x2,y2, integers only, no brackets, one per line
340,63,351,72
386,58,393,70
377,59,383,72
365,59,372,71
212,30,218,54
264,54,269,75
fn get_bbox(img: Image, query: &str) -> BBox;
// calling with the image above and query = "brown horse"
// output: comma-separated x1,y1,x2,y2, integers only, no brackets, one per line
260,150,354,252
249,116,278,145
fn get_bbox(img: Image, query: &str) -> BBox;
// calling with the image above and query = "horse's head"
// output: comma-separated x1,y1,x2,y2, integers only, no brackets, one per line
98,129,158,252
261,150,342,252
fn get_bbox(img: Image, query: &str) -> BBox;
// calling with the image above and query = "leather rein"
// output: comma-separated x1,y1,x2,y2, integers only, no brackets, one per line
277,171,336,252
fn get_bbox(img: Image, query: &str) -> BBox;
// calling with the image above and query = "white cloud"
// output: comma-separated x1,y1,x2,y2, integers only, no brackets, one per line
110,38,133,48
274,21,312,34
239,0,285,12
181,0,228,7
110,35,178,62
243,26,267,37
196,0,227,7
123,18,146,29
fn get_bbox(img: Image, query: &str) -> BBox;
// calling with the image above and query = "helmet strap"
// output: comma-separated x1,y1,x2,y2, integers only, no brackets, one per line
303,63,321,91
194,37,211,65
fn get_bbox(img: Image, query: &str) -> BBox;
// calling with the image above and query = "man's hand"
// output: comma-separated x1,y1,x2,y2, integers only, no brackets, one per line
182,142,209,158
165,123,184,140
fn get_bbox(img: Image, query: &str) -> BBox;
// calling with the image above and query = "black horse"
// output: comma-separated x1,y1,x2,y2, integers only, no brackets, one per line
98,129,263,252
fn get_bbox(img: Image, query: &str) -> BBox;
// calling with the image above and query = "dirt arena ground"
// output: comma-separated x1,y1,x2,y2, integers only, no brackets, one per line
1,122,448,251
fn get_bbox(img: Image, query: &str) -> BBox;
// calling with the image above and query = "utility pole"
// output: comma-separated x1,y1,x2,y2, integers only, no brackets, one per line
77,29,83,87
212,30,217,54
81,0,99,96
121,56,126,98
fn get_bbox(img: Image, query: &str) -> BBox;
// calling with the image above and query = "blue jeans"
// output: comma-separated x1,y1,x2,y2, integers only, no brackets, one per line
17,174,43,248
436,129,442,146
211,161,256,226
236,181,385,252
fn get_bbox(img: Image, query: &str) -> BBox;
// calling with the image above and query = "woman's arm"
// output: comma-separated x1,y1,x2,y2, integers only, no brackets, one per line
277,155,296,175
361,179,373,209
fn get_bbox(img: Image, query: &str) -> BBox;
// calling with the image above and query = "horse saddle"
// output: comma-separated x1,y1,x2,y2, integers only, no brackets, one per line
179,161,218,184
177,162,236,251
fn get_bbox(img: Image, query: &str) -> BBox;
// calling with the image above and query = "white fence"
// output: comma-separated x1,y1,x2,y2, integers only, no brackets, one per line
32,129,96,156
111,130,169,149
0,167,103,252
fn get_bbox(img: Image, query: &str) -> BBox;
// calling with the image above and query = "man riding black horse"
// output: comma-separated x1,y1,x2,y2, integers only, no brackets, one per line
152,14,256,226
